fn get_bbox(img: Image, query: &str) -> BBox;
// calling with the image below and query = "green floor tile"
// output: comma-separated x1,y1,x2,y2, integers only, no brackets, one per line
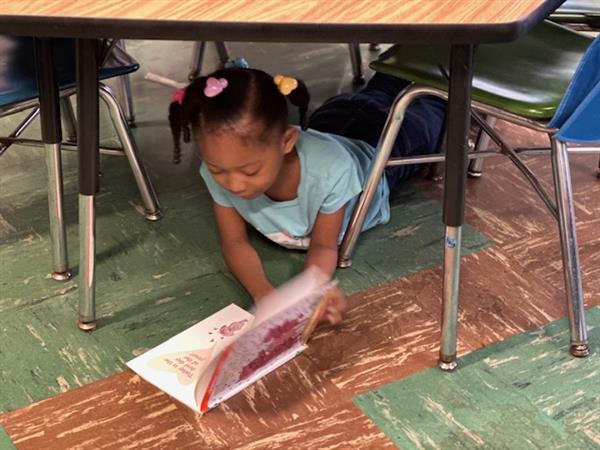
0,426,16,450
463,308,600,447
354,307,600,449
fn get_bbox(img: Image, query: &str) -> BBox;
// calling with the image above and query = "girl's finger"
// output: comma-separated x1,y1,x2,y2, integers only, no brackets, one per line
326,309,342,325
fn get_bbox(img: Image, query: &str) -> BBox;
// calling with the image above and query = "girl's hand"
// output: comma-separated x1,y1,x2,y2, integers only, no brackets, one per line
253,287,275,304
318,286,348,325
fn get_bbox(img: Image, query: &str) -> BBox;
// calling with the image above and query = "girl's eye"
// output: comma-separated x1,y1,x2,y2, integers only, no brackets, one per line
242,169,259,176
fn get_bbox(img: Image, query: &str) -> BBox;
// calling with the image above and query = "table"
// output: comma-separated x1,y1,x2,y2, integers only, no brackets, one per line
0,0,566,370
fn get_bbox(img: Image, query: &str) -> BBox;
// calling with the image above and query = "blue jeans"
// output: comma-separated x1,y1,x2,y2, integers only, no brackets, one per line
308,73,446,190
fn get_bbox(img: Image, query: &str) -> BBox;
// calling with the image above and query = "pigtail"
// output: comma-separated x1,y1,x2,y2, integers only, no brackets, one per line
167,77,207,164
168,101,183,164
286,79,310,130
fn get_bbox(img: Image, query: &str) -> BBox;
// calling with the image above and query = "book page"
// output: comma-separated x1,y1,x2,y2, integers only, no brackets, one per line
205,268,334,411
127,304,254,412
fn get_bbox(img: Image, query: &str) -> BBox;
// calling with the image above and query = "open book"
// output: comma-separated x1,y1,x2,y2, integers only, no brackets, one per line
127,267,335,414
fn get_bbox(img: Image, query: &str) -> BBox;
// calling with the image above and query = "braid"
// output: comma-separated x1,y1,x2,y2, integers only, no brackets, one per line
180,77,207,143
167,101,182,164
285,78,310,130
167,77,206,164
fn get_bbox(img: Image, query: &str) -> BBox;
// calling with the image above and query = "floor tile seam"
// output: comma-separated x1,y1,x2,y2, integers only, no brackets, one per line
349,322,597,446
0,424,16,450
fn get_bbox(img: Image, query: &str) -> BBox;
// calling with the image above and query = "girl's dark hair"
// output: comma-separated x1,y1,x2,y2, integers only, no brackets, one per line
168,67,310,164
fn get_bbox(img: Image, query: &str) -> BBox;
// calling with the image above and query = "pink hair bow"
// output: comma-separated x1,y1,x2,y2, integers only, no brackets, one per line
204,77,229,97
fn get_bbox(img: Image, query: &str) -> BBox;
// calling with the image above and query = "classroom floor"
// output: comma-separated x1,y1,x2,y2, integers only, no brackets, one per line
0,40,599,449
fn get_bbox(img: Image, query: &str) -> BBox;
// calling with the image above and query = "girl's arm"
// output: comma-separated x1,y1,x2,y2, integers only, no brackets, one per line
305,208,345,277
212,202,274,302
305,208,348,324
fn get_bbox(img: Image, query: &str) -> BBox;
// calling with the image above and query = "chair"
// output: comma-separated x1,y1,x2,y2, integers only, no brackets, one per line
467,0,600,178
550,0,600,29
115,40,136,127
188,41,375,86
338,20,600,364
0,37,160,281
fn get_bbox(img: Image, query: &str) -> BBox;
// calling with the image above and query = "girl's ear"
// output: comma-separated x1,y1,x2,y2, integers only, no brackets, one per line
281,126,299,155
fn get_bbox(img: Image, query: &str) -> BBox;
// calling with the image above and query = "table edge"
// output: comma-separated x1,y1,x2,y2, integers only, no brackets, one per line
0,0,564,43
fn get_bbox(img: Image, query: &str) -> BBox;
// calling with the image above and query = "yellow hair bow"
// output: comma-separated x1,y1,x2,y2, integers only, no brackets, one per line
274,74,298,96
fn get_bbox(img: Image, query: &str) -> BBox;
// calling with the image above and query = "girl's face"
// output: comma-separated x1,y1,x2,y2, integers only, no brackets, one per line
198,125,298,200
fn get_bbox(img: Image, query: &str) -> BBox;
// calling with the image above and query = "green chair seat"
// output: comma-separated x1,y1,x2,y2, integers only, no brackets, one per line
370,21,592,120
552,0,600,22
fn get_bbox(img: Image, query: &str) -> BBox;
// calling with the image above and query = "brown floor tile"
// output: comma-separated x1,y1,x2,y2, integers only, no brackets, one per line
0,355,345,450
0,371,204,450
235,401,396,450
421,122,600,249
450,247,566,343
500,229,600,309
175,355,345,448
306,280,441,397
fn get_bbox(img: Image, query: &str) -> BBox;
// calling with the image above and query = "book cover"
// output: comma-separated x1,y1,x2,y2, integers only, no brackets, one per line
127,267,334,414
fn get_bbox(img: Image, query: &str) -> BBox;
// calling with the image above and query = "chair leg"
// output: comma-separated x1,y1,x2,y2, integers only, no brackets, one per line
99,84,162,221
188,41,230,81
427,131,446,181
550,138,589,357
338,90,415,267
60,97,77,143
348,43,365,86
119,74,136,127
0,107,40,157
467,115,496,178
115,41,136,127
45,142,71,281
189,41,207,80
215,42,230,66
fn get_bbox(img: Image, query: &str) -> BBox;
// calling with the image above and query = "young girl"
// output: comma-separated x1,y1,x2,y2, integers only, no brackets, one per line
169,67,445,324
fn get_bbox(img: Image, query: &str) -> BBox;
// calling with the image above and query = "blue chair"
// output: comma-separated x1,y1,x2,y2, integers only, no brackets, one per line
339,24,600,366
0,37,160,281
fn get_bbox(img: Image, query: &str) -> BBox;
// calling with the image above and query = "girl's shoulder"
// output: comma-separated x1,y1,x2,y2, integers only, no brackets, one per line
296,128,355,168
297,127,376,176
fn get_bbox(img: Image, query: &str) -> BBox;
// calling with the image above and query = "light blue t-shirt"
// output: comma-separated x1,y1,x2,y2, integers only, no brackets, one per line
200,128,390,249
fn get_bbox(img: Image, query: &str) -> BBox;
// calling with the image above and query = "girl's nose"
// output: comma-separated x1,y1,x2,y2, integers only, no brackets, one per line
226,175,246,195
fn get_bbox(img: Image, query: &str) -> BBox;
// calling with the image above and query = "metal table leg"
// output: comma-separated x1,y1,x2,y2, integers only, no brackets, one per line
34,38,71,282
439,44,474,371
76,39,101,331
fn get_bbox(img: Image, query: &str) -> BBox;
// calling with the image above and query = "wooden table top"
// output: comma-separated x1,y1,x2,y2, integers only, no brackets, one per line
0,0,556,25
0,0,565,43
